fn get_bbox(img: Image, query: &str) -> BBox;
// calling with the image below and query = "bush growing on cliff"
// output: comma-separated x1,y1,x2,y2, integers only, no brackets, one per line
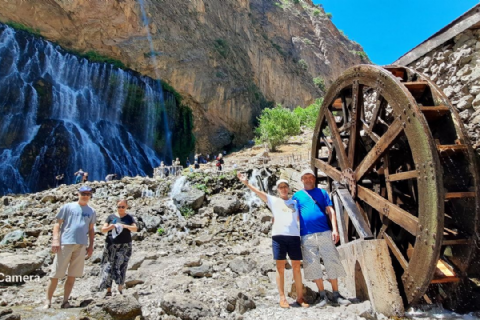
255,104,300,151
313,77,325,91
5,21,42,37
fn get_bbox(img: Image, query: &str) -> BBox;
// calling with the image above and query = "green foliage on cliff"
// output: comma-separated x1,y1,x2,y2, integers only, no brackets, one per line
5,21,41,37
82,51,126,69
351,50,369,61
255,104,301,151
313,77,325,91
298,59,308,70
326,12,333,19
214,39,230,58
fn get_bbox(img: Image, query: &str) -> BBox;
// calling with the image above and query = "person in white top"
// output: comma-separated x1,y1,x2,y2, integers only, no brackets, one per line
237,172,309,309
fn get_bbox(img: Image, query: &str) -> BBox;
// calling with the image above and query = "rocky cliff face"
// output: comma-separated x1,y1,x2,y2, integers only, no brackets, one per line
0,0,366,152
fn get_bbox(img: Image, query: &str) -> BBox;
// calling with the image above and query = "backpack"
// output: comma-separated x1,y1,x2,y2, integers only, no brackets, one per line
216,160,221,167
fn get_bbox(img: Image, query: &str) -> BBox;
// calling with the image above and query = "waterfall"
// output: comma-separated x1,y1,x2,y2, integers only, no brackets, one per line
0,24,173,194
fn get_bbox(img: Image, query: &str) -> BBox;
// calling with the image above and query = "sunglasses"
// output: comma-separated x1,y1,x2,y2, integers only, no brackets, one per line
80,192,92,196
117,206,126,209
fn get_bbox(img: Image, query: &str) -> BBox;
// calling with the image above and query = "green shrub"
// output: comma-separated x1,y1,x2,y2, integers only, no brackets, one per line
326,12,333,19
352,50,369,61
83,51,126,69
194,183,210,194
255,104,301,151
313,77,325,91
293,99,322,129
298,59,308,71
5,21,41,37
214,39,229,58
157,228,165,236
180,206,195,219
313,9,321,16
303,38,313,45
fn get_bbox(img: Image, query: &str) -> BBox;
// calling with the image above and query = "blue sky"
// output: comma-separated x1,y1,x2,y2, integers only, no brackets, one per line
313,0,479,65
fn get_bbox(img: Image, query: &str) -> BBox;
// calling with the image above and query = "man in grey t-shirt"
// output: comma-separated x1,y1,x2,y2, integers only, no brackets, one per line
44,185,96,309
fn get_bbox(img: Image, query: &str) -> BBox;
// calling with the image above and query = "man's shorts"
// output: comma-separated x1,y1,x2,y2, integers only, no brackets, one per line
272,235,303,260
301,230,347,280
50,244,86,278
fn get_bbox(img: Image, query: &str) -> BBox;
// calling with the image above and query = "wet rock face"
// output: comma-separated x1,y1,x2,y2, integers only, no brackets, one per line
409,28,480,156
0,0,366,152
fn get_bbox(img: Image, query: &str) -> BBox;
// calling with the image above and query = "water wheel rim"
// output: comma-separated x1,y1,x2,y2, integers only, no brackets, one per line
312,64,445,305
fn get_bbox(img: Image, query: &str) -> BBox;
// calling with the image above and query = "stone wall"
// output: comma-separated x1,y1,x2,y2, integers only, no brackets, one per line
408,28,480,155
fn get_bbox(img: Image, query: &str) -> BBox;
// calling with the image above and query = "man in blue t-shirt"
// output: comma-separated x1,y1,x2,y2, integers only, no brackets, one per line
44,185,96,309
293,169,351,307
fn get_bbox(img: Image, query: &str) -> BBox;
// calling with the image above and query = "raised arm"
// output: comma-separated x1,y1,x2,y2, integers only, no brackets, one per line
237,172,267,203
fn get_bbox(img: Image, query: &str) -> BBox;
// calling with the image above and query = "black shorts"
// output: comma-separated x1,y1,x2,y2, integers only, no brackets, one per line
272,235,302,261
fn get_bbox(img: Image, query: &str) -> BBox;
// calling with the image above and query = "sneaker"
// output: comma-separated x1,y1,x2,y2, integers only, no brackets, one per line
317,294,328,308
332,294,351,306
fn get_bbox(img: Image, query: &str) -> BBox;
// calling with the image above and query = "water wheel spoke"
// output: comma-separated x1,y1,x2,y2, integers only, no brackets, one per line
369,96,386,131
362,122,380,143
325,110,349,170
354,118,404,181
383,232,409,270
314,158,341,182
387,170,419,182
347,82,363,167
357,185,418,236
383,152,394,202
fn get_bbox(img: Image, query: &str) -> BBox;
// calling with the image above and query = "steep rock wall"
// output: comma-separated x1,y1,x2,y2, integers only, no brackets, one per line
0,0,366,152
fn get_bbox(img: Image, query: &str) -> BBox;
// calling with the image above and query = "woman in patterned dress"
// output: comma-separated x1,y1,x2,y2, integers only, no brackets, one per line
99,199,137,296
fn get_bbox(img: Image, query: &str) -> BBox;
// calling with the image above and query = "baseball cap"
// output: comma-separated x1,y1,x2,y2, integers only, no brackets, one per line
300,169,316,178
78,186,92,193
275,179,290,187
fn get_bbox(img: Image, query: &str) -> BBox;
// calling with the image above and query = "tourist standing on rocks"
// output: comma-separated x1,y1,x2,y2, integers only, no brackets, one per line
237,172,309,309
99,199,137,297
55,174,64,187
216,153,224,172
105,173,117,182
74,168,84,184
45,185,96,309
292,169,351,307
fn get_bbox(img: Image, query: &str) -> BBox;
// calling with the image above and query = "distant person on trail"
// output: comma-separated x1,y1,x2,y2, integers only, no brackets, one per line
99,199,137,297
216,153,224,172
55,174,64,187
83,172,89,182
194,160,200,170
293,169,351,307
186,157,191,167
44,185,96,309
105,174,117,182
237,172,309,309
74,169,84,184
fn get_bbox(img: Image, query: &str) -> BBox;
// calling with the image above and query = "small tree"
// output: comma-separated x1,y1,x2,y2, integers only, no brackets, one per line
313,77,325,91
293,99,323,129
255,104,300,151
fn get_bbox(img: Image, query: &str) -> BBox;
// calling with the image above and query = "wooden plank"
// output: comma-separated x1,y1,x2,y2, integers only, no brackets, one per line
383,232,409,270
357,185,419,236
431,277,460,284
388,170,419,182
362,122,380,143
420,105,450,121
445,192,476,199
332,98,343,110
404,81,428,96
443,239,471,245
348,83,363,168
431,260,459,284
383,152,394,203
369,97,387,131
314,158,342,182
355,119,404,181
437,144,468,154
336,189,374,239
325,110,349,170
333,193,348,245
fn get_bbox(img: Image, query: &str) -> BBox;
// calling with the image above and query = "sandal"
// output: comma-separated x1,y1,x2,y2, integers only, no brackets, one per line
105,291,112,298
295,299,309,308
60,301,71,309
279,298,290,308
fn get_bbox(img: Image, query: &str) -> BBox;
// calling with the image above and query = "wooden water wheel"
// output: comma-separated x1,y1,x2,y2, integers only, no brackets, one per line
311,64,480,309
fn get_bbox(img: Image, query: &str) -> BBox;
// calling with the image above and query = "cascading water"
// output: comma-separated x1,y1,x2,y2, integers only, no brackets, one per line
243,169,265,222
0,24,174,194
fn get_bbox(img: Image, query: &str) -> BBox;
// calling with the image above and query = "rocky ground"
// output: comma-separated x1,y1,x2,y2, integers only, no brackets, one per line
0,131,479,320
